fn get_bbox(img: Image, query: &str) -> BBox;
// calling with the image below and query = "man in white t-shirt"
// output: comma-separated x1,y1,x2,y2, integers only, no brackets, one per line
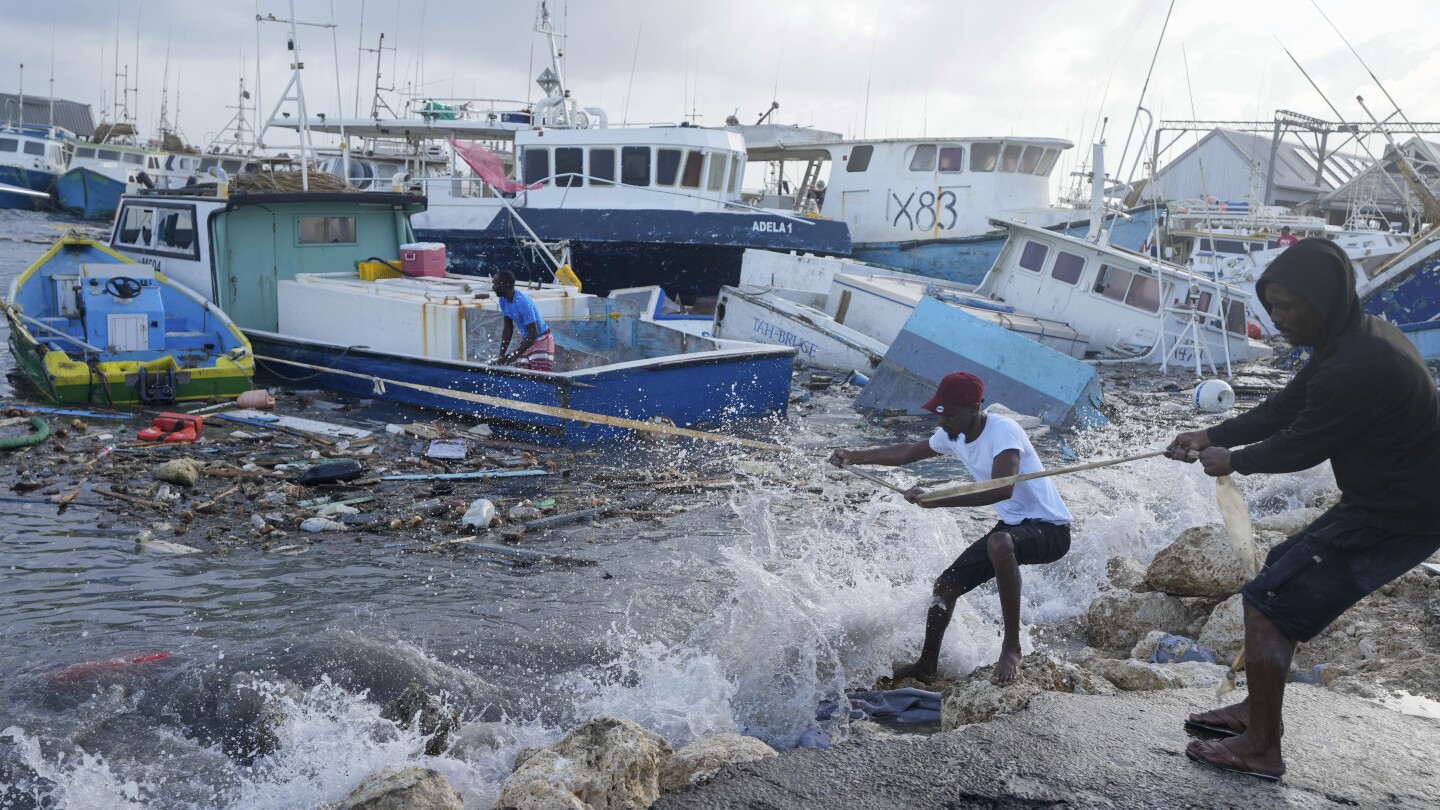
829,372,1073,686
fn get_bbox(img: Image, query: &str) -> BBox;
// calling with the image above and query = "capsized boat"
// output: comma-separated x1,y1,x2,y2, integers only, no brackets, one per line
4,238,253,405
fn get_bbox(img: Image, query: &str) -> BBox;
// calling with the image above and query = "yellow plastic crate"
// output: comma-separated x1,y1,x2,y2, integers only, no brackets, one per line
357,260,403,281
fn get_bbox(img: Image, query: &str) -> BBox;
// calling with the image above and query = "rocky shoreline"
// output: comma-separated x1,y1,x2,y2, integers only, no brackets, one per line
316,499,1440,809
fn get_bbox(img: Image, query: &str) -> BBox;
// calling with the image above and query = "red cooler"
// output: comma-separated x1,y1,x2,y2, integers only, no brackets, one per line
399,242,448,277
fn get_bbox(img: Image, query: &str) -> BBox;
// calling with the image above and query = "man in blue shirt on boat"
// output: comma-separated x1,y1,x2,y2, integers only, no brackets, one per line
829,372,1073,687
492,270,554,372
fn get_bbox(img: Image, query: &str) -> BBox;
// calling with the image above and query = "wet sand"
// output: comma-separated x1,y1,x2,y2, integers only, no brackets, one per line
654,685,1440,809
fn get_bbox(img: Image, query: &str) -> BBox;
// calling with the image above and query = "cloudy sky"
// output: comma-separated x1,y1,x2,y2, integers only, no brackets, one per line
4,0,1437,183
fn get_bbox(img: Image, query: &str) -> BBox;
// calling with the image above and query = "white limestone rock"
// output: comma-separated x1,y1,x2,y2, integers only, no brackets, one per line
497,716,673,810
336,767,462,810
659,733,777,790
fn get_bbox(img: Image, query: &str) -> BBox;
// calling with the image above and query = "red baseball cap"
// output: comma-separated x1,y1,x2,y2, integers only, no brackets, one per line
921,372,985,414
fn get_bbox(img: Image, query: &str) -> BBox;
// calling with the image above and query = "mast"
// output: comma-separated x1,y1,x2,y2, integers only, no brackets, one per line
535,1,569,126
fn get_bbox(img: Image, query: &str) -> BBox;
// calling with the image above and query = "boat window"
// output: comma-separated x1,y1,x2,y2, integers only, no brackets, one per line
590,148,615,186
1019,145,1042,174
909,144,936,171
656,148,682,186
707,154,727,192
1018,241,1049,272
122,152,145,165
99,149,120,161
970,142,999,172
1094,264,1132,302
621,146,650,186
728,155,742,194
1036,148,1060,176
1194,290,1214,314
1051,251,1085,284
23,141,44,156
681,150,704,189
1000,144,1023,172
522,148,550,186
155,208,196,253
1198,237,1254,255
1124,273,1161,312
147,156,161,170
846,145,873,172
51,146,65,164
75,146,95,158
1223,298,1247,334
938,146,964,173
554,147,583,187
117,206,154,246
298,216,357,245
0,138,16,152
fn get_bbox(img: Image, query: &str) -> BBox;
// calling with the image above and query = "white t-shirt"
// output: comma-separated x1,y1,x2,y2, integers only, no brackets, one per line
928,413,1073,525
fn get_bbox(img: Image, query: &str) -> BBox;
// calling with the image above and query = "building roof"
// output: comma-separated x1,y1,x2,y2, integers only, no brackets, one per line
1156,128,1371,199
0,93,95,139
1320,134,1440,207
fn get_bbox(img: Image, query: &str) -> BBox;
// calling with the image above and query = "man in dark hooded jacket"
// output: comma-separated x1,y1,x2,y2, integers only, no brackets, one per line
1166,237,1440,781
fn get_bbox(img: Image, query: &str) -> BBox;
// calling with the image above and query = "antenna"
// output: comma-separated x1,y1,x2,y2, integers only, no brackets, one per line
254,0,338,190
861,23,877,139
622,24,641,126
1113,0,1175,194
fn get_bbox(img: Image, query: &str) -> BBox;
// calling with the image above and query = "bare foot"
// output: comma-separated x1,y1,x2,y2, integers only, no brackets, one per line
892,661,936,680
990,646,1022,686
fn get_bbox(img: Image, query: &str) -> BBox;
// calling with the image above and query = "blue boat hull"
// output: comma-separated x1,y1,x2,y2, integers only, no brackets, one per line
247,330,794,446
1363,253,1440,325
55,167,126,220
0,165,57,211
851,206,1161,287
1398,320,1440,361
418,208,852,301
855,297,1107,429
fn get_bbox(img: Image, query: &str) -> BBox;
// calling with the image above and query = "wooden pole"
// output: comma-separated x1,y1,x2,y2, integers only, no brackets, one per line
916,450,1167,504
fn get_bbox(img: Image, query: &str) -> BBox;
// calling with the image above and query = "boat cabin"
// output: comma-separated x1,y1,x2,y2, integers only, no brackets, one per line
742,136,1074,243
977,218,1267,367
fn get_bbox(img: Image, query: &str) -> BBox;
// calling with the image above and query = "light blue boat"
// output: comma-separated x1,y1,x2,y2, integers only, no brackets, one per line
54,166,127,220
1397,320,1440,362
855,296,1107,429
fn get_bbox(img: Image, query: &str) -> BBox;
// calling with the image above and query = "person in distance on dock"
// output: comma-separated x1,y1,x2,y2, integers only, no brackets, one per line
1167,238,1440,782
493,270,555,372
829,372,1074,686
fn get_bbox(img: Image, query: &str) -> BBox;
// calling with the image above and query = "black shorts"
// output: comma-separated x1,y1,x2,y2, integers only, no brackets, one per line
1241,507,1440,643
936,519,1072,594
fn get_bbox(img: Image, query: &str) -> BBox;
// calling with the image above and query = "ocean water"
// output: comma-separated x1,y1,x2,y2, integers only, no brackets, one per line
0,209,1335,809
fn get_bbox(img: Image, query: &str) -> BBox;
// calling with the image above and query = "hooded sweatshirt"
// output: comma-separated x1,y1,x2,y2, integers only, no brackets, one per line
1207,237,1440,534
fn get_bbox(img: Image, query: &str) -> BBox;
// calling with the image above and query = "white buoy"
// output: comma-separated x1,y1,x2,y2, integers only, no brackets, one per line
1194,379,1236,414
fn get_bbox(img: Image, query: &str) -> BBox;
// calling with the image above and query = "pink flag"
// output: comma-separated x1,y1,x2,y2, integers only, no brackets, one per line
449,140,543,193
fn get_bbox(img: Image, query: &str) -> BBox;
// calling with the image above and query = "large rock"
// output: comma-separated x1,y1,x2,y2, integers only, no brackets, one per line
337,767,462,810
659,733,777,790
1144,525,1285,598
940,653,1114,731
498,716,673,810
1085,591,1198,655
380,683,458,756
1088,658,1229,691
1199,593,1247,661
1254,507,1325,537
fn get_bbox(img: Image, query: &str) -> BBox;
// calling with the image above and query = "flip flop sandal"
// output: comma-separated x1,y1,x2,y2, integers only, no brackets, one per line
1184,719,1241,738
1183,706,1245,738
1185,741,1282,783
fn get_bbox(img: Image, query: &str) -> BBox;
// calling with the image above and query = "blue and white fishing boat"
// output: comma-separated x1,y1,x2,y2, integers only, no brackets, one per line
740,131,1159,287
56,140,202,220
1360,228,1440,327
105,186,796,446
0,121,71,210
272,2,849,301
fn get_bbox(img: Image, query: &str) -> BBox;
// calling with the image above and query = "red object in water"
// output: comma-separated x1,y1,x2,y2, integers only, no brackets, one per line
137,413,204,442
1246,321,1262,340
51,652,172,683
